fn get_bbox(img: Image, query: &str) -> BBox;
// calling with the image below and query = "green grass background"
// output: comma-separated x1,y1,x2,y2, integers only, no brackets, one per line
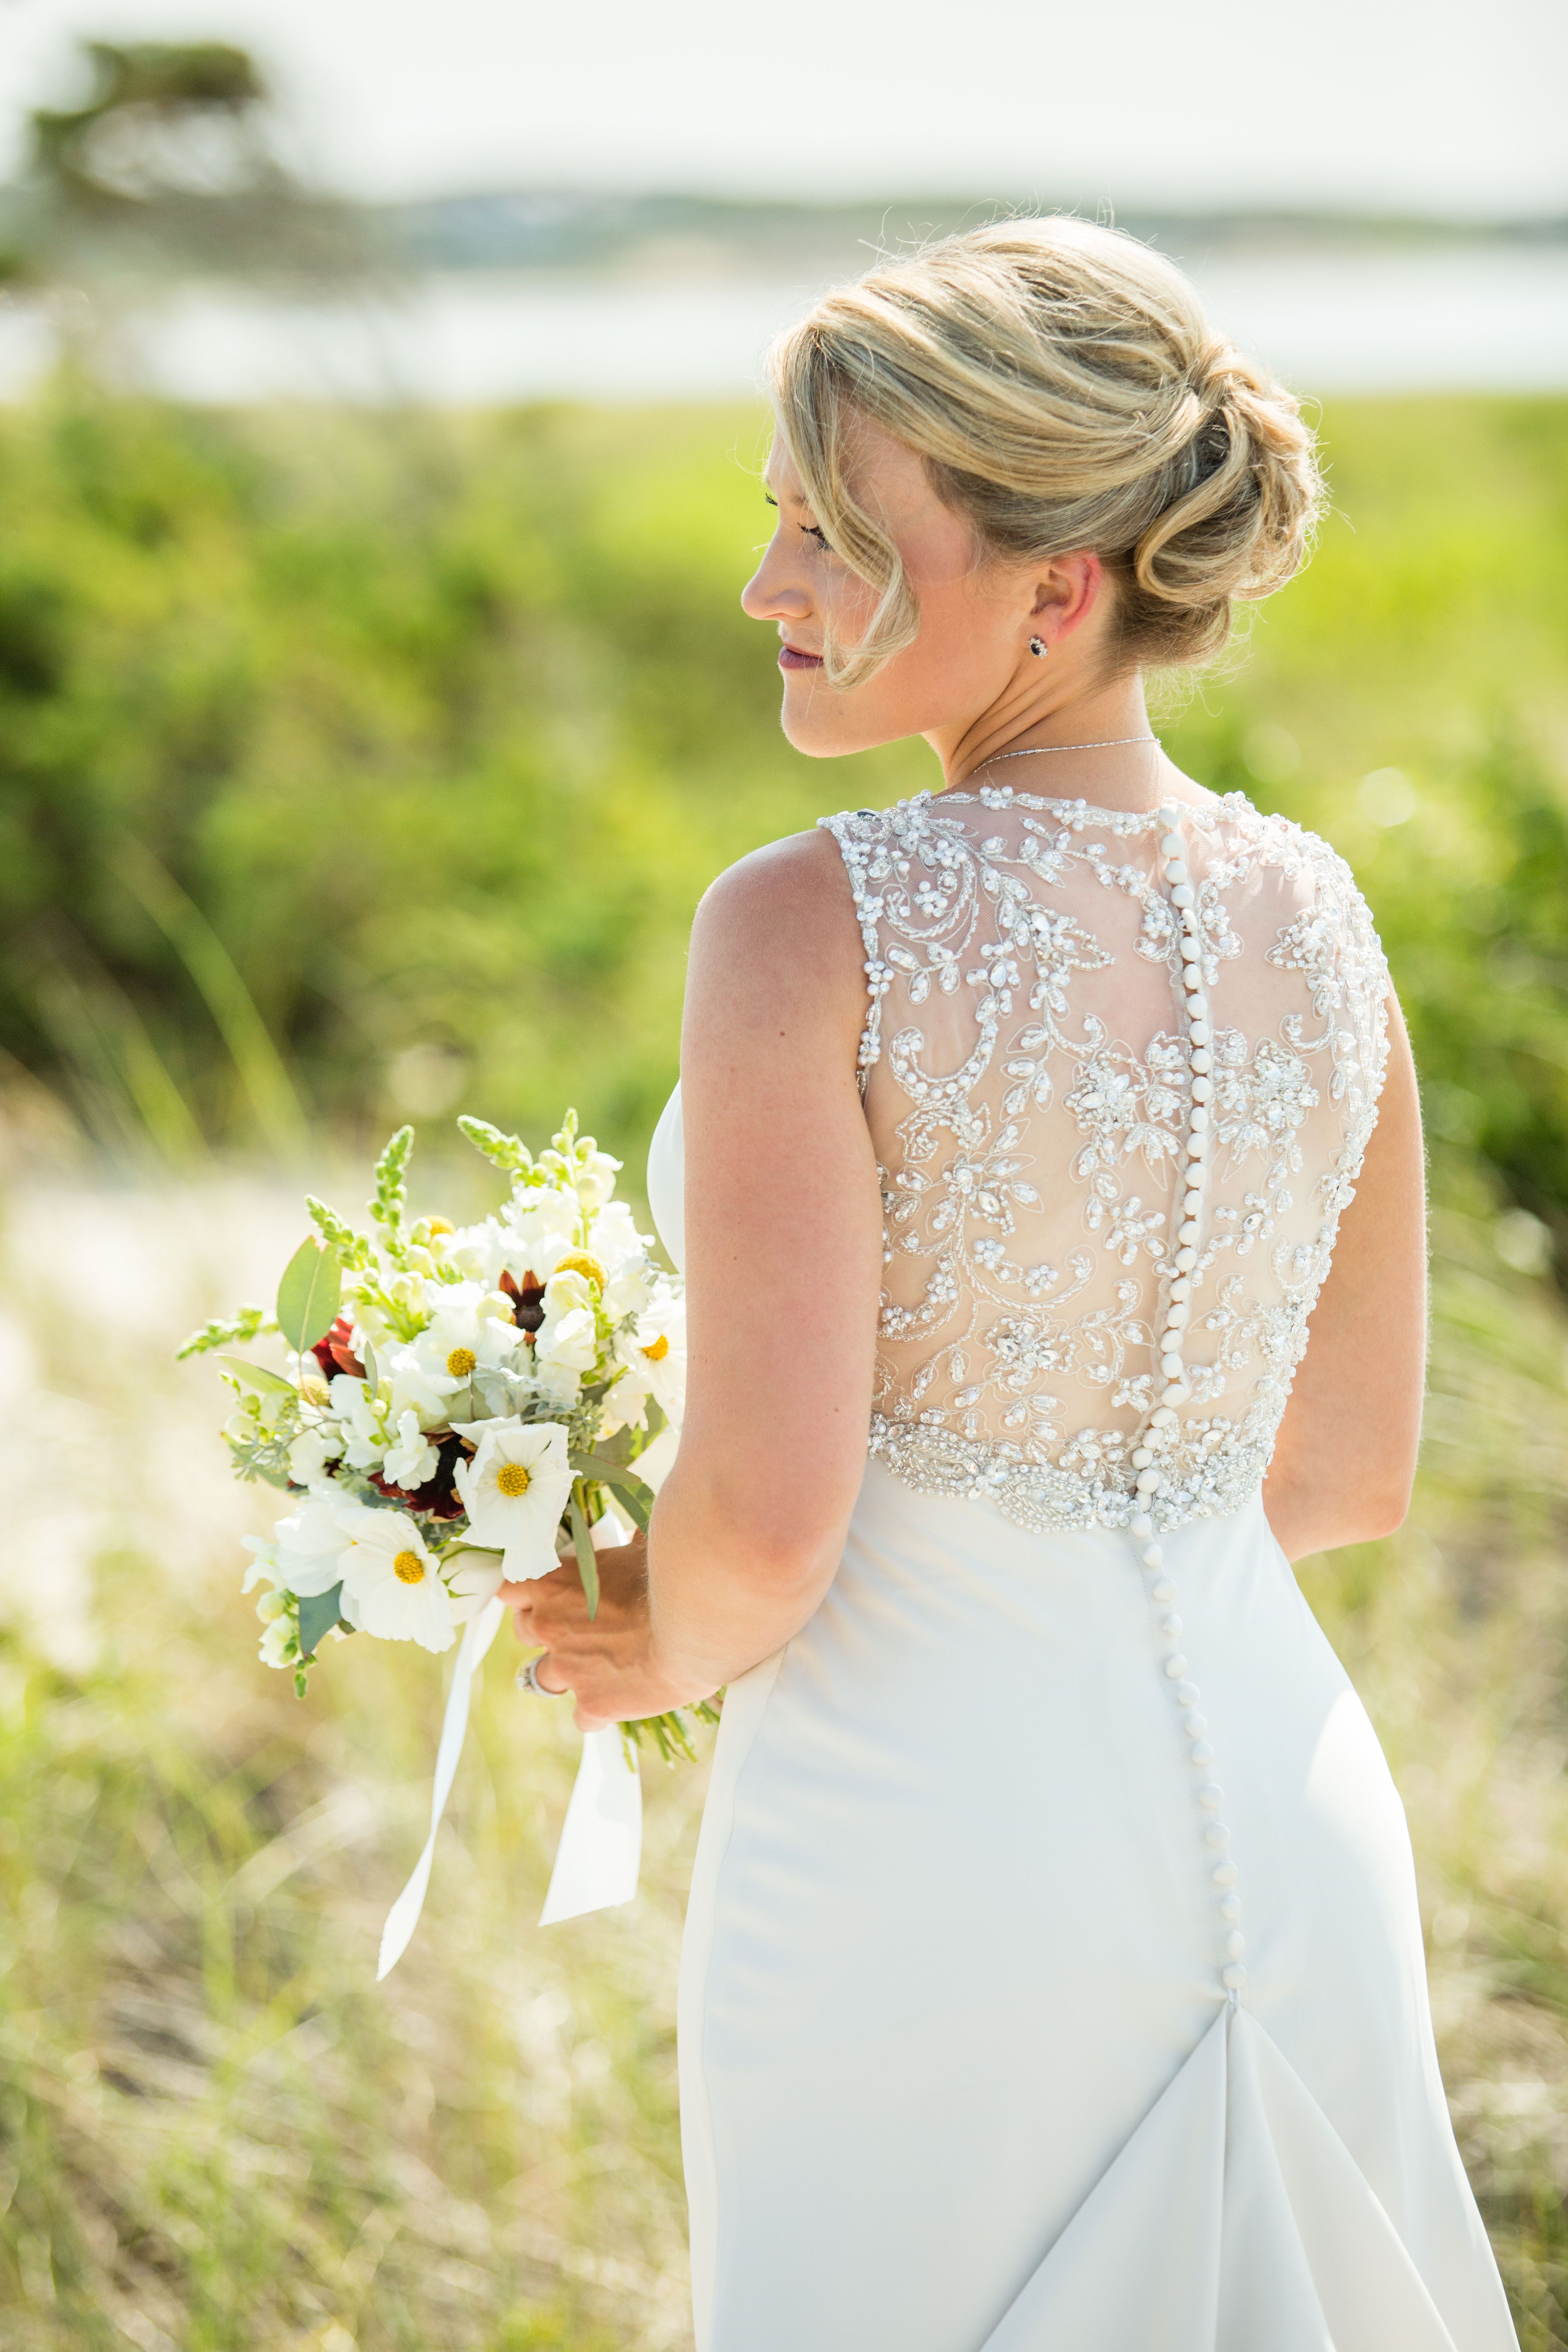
1,386,1567,2347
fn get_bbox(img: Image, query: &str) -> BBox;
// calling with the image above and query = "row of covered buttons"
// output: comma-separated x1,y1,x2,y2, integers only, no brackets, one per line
1131,804,1245,1999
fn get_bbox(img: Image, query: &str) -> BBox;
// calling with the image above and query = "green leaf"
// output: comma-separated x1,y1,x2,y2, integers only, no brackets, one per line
297,1583,344,1658
568,1453,653,1532
276,1238,342,1355
568,1491,600,1619
218,1355,298,1397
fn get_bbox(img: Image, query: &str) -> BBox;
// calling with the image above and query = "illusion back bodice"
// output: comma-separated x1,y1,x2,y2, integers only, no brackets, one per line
820,786,1390,1535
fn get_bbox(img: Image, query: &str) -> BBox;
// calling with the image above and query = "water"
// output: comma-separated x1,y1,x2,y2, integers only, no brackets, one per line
1,244,1564,405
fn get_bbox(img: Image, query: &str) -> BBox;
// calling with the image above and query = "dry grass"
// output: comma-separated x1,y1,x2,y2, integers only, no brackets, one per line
1,1147,1566,2346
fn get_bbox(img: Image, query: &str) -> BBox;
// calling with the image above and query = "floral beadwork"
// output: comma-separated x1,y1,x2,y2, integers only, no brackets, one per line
821,787,1391,1537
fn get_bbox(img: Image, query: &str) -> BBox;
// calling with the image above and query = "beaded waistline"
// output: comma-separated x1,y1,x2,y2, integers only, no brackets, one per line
867,1415,1269,1538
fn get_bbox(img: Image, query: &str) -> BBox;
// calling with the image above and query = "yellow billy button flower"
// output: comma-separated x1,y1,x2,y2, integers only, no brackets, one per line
554,1250,607,1292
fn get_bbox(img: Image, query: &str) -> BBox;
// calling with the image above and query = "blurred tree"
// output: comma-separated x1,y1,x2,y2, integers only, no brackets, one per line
0,39,367,285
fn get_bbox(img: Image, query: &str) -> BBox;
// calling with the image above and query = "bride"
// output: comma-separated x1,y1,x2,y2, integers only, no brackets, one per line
500,220,1519,2349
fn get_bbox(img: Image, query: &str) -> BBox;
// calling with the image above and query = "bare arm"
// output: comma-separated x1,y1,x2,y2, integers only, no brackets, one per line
1262,995,1427,1562
504,830,882,1728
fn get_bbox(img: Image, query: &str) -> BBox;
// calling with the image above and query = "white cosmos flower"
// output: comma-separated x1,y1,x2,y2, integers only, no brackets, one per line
394,1283,524,1414
335,1507,455,1652
615,1285,686,1429
443,1546,506,1622
246,1487,353,1598
382,1410,439,1490
452,1418,573,1582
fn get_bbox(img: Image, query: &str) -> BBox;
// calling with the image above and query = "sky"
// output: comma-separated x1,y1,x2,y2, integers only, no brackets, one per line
0,0,1561,219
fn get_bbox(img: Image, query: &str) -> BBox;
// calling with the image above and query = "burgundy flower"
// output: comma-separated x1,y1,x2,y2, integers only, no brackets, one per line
500,1268,546,1334
371,1431,468,1520
312,1314,365,1382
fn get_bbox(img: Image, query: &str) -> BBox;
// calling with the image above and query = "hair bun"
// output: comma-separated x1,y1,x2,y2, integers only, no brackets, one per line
768,216,1325,685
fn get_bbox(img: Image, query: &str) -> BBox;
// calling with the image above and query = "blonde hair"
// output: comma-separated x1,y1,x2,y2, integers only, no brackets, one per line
766,216,1323,689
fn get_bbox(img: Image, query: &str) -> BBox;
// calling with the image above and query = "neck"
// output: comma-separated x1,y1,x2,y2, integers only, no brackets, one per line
935,669,1171,811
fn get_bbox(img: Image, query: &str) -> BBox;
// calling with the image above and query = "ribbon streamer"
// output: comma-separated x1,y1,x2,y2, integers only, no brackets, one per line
376,1539,645,1976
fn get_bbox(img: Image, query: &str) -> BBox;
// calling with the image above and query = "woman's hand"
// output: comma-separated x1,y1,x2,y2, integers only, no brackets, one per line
498,1534,699,1733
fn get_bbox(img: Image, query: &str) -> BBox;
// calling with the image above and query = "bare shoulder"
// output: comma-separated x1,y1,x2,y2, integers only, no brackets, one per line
690,827,862,994
693,827,857,960
685,828,866,1063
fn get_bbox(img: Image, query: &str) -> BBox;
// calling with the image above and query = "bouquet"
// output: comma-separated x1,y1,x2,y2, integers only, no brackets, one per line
180,1111,711,1965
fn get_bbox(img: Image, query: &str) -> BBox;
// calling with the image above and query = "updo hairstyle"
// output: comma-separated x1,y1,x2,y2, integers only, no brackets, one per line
766,217,1324,689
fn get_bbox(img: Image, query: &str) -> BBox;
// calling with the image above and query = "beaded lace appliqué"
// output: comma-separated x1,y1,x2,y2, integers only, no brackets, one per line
820,788,1391,1537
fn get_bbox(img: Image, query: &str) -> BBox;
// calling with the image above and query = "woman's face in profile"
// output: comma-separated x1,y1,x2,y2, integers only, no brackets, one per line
741,421,1045,761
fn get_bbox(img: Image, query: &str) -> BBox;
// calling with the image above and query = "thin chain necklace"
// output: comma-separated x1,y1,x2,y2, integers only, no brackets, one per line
980,735,1158,764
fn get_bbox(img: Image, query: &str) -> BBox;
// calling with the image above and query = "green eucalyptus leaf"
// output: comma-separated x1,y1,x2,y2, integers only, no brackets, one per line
276,1238,343,1355
297,1583,344,1658
218,1355,298,1397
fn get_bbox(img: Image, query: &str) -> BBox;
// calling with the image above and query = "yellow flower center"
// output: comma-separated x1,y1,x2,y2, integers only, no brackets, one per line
393,1550,426,1585
495,1461,532,1498
555,1250,606,1292
641,1333,670,1362
427,1216,454,1236
446,1345,477,1378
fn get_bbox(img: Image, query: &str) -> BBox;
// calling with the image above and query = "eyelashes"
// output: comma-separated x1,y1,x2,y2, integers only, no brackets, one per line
764,490,833,555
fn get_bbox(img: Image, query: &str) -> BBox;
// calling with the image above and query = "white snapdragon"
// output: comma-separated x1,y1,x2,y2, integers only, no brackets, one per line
382,1409,439,1491
452,1418,574,1582
328,1372,393,1470
335,1505,455,1652
533,1268,600,1406
288,1421,342,1484
589,1201,659,1317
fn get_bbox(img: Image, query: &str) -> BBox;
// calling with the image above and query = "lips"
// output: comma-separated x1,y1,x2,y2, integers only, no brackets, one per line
779,642,823,671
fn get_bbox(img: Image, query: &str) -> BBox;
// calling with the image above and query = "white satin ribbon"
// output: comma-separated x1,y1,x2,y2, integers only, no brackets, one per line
378,1590,507,1979
376,1524,647,1976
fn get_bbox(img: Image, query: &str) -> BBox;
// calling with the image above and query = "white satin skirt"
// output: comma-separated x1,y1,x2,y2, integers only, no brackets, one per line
677,1458,1517,2351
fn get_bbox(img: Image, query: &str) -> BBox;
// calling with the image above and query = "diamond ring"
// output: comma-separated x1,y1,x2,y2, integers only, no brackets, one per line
516,1655,559,1697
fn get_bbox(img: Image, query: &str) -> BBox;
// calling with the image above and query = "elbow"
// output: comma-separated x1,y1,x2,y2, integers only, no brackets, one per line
725,1528,839,1600
1358,1485,1413,1543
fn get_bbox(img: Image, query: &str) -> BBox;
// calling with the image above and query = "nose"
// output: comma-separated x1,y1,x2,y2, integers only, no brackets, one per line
741,529,811,626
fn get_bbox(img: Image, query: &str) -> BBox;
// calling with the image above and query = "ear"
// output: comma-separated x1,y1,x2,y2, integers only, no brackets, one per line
1028,552,1104,648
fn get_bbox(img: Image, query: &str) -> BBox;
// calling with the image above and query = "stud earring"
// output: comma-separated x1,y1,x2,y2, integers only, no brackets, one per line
1029,635,1048,658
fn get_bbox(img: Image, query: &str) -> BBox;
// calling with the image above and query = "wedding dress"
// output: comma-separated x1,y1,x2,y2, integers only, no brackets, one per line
646,786,1517,2352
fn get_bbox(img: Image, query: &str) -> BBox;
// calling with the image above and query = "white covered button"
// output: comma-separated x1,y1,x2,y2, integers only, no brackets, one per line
1189,1739,1215,1764
1129,1510,1154,1537
1164,1654,1189,1679
1142,1546,1164,1569
1222,1964,1247,1991
1204,1822,1231,1849
1189,1021,1212,1046
1176,1681,1202,1707
1160,1614,1183,1638
1220,1896,1241,1922
1226,1931,1247,1960
1184,1711,1208,1736
1197,1784,1225,1810
1212,1861,1238,1886
1152,1577,1177,1601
